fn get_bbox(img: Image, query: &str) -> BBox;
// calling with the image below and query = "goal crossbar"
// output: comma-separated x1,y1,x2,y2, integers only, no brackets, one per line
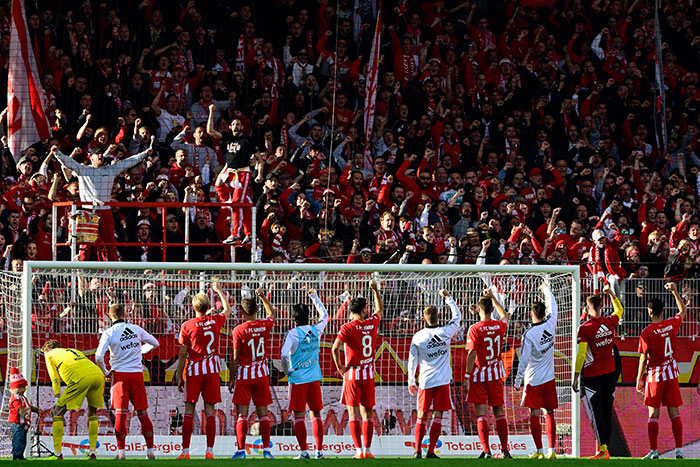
19,261,581,457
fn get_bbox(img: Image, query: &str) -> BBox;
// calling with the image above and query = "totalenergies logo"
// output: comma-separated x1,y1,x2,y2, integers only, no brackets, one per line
62,439,100,455
403,439,442,454
420,438,442,454
249,439,273,455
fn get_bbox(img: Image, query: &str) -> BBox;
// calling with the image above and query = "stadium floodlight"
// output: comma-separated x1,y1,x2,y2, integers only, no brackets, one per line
0,261,580,458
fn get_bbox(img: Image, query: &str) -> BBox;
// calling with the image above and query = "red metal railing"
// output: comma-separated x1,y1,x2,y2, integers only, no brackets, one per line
52,200,256,262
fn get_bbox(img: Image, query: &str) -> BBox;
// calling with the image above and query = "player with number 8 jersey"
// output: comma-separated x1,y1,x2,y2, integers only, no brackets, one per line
230,288,277,459
332,280,384,459
175,282,233,460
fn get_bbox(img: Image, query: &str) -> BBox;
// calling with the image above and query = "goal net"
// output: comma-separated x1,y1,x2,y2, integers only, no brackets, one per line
0,262,579,458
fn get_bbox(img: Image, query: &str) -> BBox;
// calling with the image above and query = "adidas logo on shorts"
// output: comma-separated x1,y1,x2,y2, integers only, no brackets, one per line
120,327,137,342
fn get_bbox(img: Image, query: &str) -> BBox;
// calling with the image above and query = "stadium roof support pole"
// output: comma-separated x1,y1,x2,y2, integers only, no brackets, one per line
572,267,581,458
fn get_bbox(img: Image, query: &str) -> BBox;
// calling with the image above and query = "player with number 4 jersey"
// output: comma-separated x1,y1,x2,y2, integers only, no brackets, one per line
175,282,233,460
465,289,511,459
332,280,384,459
230,288,276,460
636,282,687,460
407,289,461,459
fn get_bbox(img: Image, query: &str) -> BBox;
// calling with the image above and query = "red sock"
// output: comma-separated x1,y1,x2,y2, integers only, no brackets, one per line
648,418,659,451
182,413,194,449
138,413,154,449
545,413,556,449
477,416,489,453
206,415,216,449
349,417,362,449
530,414,542,450
495,415,509,452
428,417,442,454
294,417,308,451
414,418,427,452
311,417,323,452
259,416,271,450
362,420,373,449
236,415,248,450
115,411,128,450
671,415,683,448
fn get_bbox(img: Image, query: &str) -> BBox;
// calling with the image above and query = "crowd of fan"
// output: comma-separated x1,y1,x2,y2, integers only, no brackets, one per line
1,0,700,285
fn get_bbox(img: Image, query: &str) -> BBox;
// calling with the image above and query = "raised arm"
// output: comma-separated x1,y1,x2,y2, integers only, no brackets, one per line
308,288,329,334
540,282,557,323
665,282,687,320
212,281,233,320
441,289,462,334
484,288,509,324
207,104,223,140
369,279,383,319
256,287,276,319
603,283,623,319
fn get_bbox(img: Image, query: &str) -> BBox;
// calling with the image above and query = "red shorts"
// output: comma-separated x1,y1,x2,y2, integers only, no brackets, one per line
417,384,453,412
467,379,504,407
184,372,222,404
341,378,375,408
521,379,559,410
111,372,148,411
233,377,272,407
645,378,683,408
289,381,323,412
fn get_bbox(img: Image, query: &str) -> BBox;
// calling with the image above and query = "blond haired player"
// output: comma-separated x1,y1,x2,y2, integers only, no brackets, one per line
43,339,106,460
175,282,233,459
407,289,461,458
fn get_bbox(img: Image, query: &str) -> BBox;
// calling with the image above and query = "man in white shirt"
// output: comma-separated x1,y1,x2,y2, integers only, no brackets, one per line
95,303,160,460
407,289,462,459
280,288,329,459
513,283,558,459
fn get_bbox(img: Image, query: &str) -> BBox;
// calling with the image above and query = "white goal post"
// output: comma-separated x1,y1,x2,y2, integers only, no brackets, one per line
5,261,580,458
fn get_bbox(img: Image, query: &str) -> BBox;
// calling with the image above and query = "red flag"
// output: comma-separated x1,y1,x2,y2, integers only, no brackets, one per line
7,0,51,161
520,0,557,6
362,5,382,168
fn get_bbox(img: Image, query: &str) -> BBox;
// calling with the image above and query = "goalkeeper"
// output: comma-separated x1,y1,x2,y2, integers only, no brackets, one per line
572,284,623,459
43,339,105,460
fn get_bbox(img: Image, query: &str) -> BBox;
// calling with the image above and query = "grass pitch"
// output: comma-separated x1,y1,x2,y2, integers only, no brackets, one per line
2,457,697,465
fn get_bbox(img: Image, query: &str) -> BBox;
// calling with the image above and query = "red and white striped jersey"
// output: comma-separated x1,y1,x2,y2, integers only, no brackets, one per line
232,317,274,381
179,313,226,377
337,314,380,381
639,315,682,382
466,319,508,382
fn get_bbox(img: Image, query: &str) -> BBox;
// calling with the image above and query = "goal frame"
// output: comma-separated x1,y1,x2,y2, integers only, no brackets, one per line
19,261,581,457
